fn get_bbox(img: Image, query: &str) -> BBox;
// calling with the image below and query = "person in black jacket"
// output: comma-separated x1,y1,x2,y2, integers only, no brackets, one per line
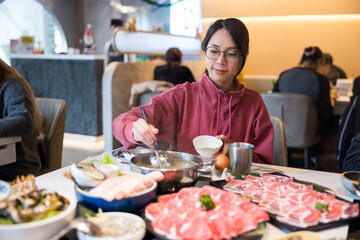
343,132,360,171
103,18,124,65
273,46,333,138
337,76,360,169
0,59,42,180
154,48,195,86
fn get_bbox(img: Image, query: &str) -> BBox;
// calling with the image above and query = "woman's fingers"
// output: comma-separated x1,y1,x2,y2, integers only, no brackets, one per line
132,119,159,148
216,134,230,155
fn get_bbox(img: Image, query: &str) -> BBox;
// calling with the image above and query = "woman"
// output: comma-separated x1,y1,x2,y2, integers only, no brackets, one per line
273,46,333,138
0,59,42,180
154,47,195,85
112,18,274,164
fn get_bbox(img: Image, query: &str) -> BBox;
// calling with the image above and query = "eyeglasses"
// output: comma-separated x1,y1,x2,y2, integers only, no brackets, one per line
204,47,241,63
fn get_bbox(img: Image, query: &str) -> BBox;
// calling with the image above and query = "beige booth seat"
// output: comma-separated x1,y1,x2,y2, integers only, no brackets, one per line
102,61,205,152
243,75,277,94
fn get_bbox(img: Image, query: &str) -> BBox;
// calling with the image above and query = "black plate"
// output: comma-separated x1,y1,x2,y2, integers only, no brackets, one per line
143,210,265,240
209,173,360,233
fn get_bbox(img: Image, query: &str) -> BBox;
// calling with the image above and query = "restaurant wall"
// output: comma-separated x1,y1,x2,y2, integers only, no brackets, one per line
201,0,360,78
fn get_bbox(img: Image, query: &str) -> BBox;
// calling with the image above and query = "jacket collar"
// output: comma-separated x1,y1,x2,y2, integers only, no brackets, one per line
199,73,245,109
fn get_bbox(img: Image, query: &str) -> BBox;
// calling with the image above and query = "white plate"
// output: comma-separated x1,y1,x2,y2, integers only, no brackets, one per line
77,212,146,240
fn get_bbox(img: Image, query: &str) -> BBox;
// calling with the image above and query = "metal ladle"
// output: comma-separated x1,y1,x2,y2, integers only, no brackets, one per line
140,107,163,168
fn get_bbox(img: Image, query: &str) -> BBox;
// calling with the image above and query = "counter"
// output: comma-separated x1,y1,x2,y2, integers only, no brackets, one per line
0,137,21,166
10,54,105,136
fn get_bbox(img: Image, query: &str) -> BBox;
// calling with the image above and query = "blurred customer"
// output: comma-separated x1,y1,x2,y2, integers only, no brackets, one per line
273,46,333,138
337,76,360,169
0,59,42,181
342,132,360,171
103,18,124,65
318,53,347,85
154,47,195,86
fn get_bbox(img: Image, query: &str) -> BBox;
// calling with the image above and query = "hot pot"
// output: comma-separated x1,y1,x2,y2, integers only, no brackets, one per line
117,150,212,193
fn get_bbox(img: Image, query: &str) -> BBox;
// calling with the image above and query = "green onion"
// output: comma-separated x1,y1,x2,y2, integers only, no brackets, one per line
315,202,329,212
0,217,15,225
86,154,117,165
200,194,215,210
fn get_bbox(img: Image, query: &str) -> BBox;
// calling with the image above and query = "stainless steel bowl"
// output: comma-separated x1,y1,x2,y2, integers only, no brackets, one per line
118,150,212,193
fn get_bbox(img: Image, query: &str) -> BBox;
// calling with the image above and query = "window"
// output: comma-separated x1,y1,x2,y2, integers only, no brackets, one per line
0,0,67,64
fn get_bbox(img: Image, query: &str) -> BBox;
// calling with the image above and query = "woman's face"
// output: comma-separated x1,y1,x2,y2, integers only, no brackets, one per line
204,28,242,91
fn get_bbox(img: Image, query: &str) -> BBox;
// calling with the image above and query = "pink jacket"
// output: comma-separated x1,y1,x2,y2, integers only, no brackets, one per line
112,74,274,164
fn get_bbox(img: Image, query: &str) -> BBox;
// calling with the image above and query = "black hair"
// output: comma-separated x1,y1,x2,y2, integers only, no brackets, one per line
300,46,323,64
321,53,333,65
201,18,249,76
165,47,182,65
110,19,123,27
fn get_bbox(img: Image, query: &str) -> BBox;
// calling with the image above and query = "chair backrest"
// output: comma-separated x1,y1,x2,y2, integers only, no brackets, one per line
270,116,288,166
139,92,162,106
36,98,67,174
262,92,320,148
139,91,163,106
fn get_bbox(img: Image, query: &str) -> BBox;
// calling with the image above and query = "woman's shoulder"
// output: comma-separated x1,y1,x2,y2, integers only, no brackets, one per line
154,81,199,98
242,87,262,99
1,77,27,94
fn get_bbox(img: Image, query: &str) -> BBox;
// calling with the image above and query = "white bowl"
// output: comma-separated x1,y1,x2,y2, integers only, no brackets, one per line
0,180,11,201
70,162,105,187
193,135,223,157
0,191,77,240
77,212,146,240
341,171,360,195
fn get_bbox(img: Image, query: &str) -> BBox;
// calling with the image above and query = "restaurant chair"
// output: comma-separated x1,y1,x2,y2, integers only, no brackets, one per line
36,97,67,175
262,93,320,169
270,116,288,166
139,91,163,106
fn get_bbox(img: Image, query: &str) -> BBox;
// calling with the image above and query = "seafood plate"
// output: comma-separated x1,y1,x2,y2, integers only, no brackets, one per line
0,175,76,240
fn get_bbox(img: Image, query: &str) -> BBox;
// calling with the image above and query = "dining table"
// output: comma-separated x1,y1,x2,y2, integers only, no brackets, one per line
334,96,350,116
35,150,360,240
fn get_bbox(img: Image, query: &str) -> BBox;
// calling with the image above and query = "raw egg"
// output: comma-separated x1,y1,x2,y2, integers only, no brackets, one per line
214,154,230,173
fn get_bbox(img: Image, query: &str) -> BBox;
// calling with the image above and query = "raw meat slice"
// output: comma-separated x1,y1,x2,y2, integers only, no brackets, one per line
276,206,321,228
222,174,357,228
89,172,162,201
158,192,178,203
146,185,267,239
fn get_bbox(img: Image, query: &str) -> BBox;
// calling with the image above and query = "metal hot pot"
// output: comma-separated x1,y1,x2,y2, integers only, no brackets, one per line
117,150,212,193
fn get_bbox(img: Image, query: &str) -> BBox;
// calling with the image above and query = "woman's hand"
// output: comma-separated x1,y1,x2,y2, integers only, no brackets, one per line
212,134,230,157
132,118,159,148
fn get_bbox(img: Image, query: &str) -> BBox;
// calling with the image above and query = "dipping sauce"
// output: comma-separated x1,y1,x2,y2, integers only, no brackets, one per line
136,158,198,169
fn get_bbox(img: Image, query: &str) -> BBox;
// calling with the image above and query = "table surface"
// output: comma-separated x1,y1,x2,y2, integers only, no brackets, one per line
334,96,351,116
35,152,359,239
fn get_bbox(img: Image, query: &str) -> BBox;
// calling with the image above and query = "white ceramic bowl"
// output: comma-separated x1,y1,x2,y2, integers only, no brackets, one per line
341,171,360,195
70,162,105,187
77,212,146,240
193,135,223,157
0,191,77,240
